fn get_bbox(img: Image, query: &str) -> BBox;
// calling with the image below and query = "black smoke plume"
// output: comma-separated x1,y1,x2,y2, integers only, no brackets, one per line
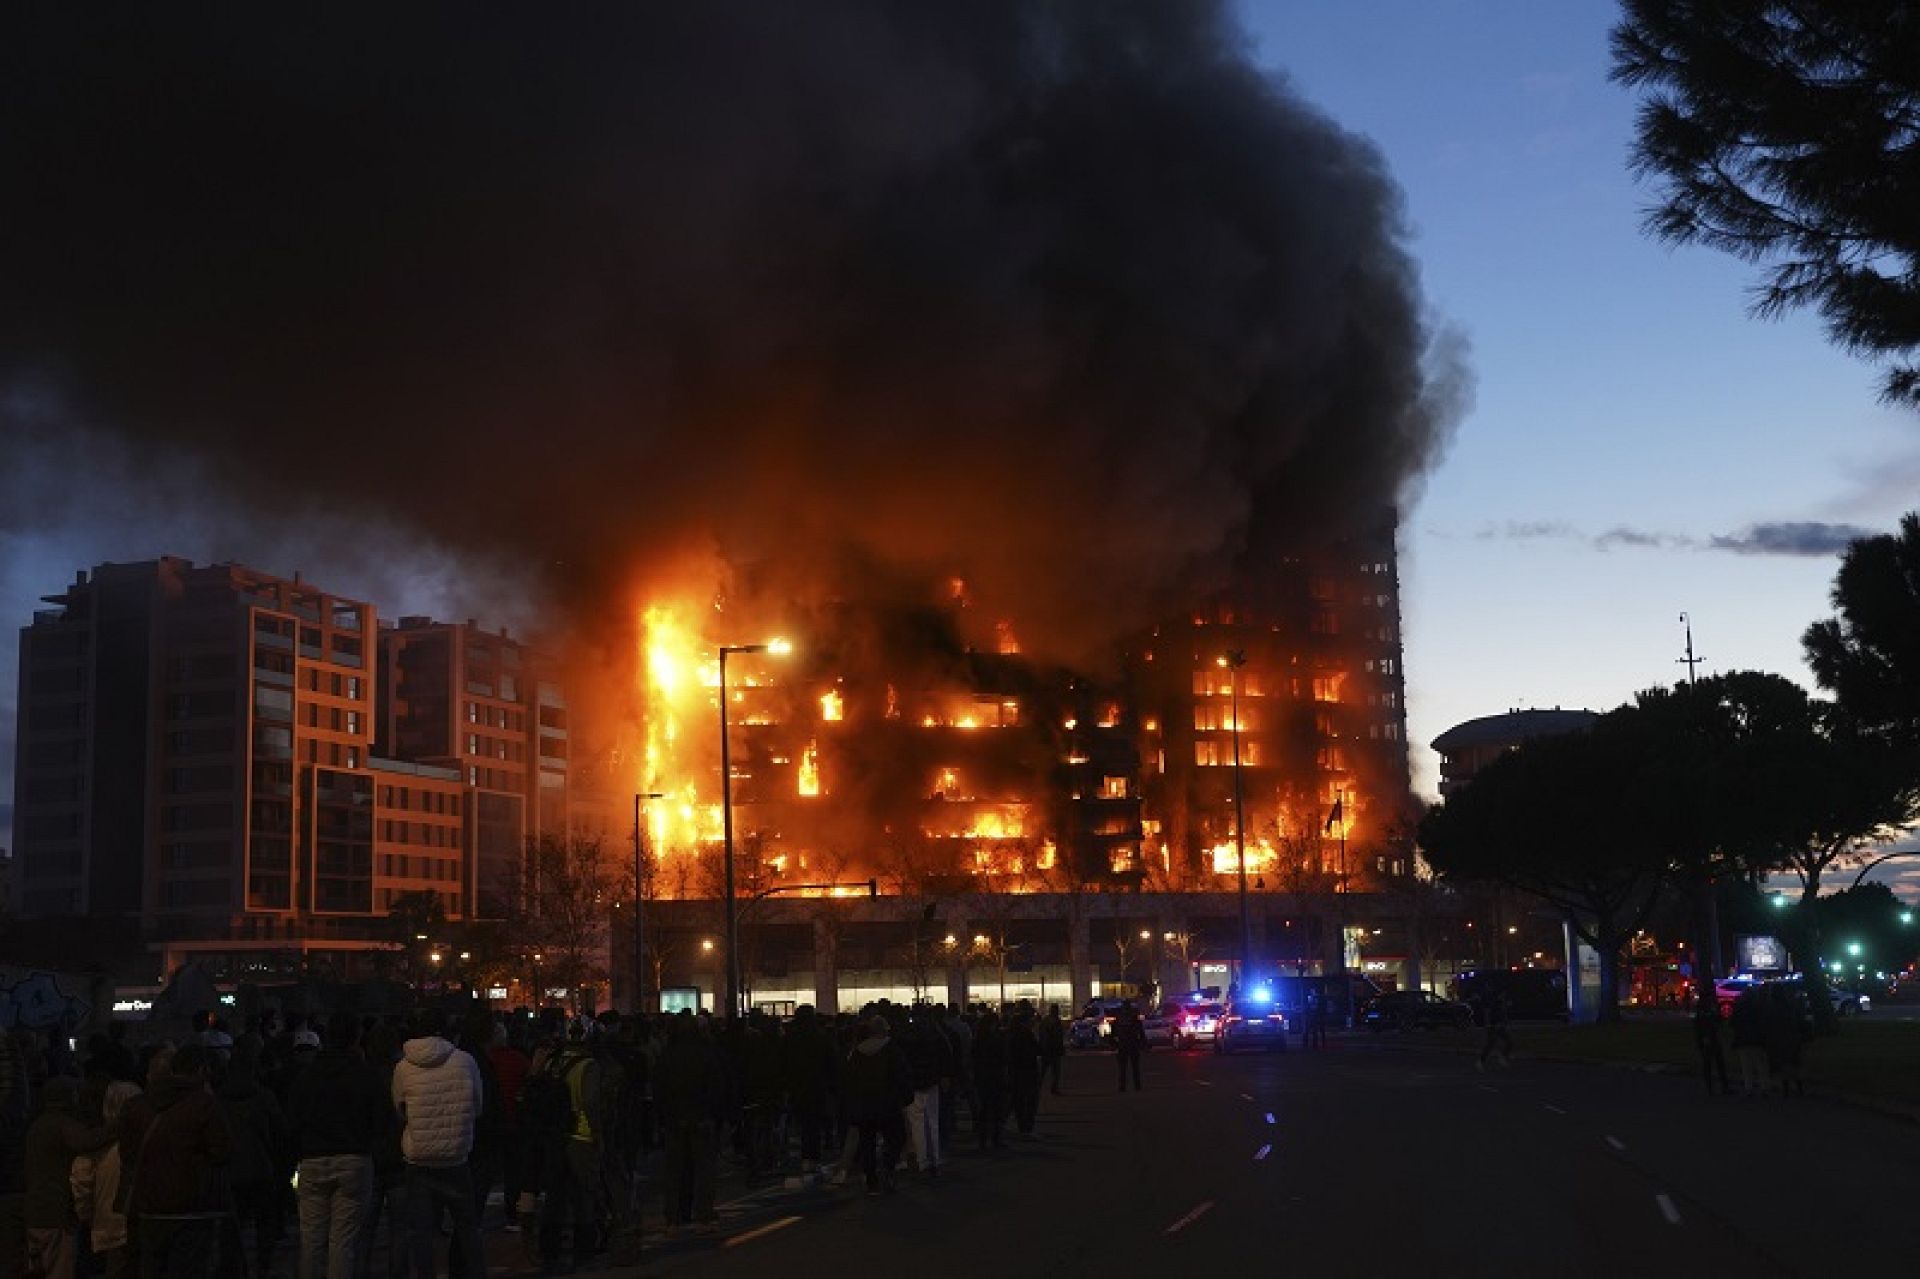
1,1,1464,663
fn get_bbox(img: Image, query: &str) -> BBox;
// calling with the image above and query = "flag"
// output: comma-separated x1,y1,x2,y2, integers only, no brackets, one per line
1324,798,1344,834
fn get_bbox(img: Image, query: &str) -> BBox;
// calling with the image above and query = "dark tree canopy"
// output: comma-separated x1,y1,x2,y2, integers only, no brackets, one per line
1611,1,1920,405
1804,513,1920,744
1419,717,1671,1021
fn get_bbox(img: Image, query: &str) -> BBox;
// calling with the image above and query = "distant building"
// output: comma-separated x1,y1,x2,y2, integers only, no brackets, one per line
9,558,565,976
376,616,571,914
1430,708,1599,798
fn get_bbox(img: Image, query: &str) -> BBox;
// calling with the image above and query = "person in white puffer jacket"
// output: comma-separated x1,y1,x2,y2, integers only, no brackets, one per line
391,1014,487,1277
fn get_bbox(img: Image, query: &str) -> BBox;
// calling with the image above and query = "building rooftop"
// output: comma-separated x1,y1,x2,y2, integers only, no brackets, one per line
1430,708,1598,755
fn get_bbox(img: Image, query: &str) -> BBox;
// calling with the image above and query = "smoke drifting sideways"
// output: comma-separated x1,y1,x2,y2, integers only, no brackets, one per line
0,1,1467,672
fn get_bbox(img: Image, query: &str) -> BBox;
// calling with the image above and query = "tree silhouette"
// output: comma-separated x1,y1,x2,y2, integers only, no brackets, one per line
1804,514,1920,746
1612,1,1920,403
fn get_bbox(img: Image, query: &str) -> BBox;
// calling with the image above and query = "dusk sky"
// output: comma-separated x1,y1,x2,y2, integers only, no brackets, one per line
3,3,1914,884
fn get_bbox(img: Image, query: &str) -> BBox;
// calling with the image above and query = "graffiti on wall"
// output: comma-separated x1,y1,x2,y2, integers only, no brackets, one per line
0,966,94,1031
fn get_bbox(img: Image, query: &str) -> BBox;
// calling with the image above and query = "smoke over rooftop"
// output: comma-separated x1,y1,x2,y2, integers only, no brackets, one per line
1,1,1465,663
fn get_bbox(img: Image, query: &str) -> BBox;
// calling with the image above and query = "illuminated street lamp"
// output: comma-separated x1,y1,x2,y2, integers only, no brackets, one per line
1219,651,1253,992
1848,941,1864,957
719,638,793,1023
632,790,665,1015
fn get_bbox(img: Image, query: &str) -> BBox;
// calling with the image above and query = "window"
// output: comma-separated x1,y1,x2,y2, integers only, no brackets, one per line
1099,776,1128,800
347,676,362,701
346,711,361,735
1195,741,1223,767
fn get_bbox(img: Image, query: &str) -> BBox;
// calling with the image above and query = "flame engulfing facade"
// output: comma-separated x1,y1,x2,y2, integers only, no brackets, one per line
610,521,1410,907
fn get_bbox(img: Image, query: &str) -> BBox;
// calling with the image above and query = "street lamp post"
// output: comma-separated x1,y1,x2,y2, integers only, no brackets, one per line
718,639,791,1023
1220,652,1253,992
633,791,664,1015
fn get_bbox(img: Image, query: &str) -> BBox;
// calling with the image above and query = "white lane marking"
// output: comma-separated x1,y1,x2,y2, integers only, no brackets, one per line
1164,1201,1216,1234
1543,1104,1567,1115
1196,1080,1214,1087
724,1216,802,1248
1263,1112,1275,1125
1655,1194,1681,1226
1605,1136,1626,1152
1477,1084,1499,1094
1255,1144,1272,1161
1239,1092,1255,1101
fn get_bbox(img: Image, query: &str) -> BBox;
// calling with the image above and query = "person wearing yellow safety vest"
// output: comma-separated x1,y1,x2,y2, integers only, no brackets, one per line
532,1025,604,1276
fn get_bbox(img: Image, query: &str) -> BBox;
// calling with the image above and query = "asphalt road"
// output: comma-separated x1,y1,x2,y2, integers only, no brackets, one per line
555,1032,1914,1278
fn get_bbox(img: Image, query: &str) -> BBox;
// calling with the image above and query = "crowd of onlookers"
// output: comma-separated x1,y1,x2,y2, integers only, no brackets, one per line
0,995,1072,1278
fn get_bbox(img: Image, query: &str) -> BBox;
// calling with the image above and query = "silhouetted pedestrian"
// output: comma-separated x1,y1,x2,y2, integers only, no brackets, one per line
843,1017,911,1195
1729,987,1769,1097
1691,993,1730,1095
1763,986,1806,1098
970,1012,1009,1149
1038,1005,1065,1096
1475,990,1511,1070
1112,1003,1144,1091
1006,1006,1042,1137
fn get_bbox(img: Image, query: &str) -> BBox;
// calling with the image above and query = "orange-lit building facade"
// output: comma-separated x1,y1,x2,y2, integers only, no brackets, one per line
9,559,568,978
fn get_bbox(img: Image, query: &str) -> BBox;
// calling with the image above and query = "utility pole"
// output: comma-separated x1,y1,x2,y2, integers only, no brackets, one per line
1677,612,1724,981
1677,612,1703,683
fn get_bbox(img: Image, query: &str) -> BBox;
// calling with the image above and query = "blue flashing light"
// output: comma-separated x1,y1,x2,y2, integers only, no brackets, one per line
1249,985,1273,1006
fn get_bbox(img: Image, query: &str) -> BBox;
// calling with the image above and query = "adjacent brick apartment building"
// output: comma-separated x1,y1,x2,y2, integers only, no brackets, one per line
9,558,568,976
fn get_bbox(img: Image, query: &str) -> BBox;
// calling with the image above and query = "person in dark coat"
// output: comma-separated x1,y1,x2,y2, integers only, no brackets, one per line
1691,992,1730,1096
969,1012,1009,1150
1037,1005,1066,1096
1763,985,1807,1098
653,1013,726,1231
1112,1002,1145,1091
1005,1006,1043,1137
22,1075,108,1279
1728,986,1769,1097
215,1044,290,1278
841,1017,911,1195
126,1045,234,1279
778,1006,838,1172
289,1014,391,1279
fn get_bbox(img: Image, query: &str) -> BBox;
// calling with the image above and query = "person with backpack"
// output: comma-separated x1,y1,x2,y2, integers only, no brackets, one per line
524,1023,604,1276
898,1006,950,1179
390,1013,486,1279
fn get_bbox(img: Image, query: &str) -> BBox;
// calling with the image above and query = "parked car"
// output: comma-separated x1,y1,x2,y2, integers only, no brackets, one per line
1068,998,1126,1049
1142,1004,1177,1047
1361,989,1474,1032
1070,997,1169,1048
1453,969,1569,1023
1214,996,1289,1054
1775,972,1872,1017
1167,1001,1226,1049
